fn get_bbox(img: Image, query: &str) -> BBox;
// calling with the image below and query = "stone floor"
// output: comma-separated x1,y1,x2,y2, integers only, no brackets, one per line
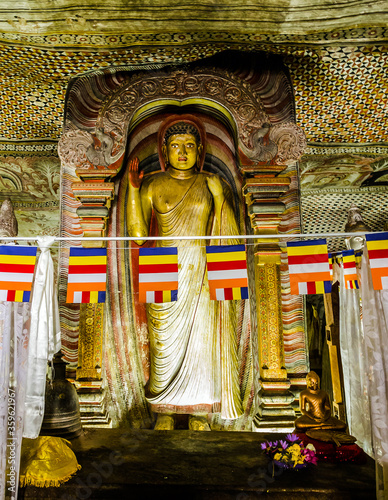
20,429,376,499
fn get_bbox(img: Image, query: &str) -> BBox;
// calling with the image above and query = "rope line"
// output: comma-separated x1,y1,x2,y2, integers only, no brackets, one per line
0,231,374,243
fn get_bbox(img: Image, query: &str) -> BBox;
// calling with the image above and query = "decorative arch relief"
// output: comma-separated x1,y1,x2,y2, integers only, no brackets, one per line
58,64,306,176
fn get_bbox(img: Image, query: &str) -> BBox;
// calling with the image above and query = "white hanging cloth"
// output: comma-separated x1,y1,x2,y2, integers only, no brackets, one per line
338,259,373,456
360,251,388,499
0,302,30,500
23,236,61,439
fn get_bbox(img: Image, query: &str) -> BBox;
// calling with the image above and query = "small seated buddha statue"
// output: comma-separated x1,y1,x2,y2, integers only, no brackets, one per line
295,371,347,432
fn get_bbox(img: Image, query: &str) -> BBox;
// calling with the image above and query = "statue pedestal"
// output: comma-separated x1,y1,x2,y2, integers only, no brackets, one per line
253,382,296,432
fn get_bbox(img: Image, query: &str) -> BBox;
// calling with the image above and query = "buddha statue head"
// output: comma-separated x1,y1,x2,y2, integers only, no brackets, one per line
344,204,371,252
306,371,320,392
158,114,206,172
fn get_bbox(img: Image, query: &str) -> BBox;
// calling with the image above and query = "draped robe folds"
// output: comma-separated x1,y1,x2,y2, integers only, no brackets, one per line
144,172,244,419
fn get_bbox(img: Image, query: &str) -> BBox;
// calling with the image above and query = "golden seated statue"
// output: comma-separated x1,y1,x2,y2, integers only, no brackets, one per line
295,371,347,432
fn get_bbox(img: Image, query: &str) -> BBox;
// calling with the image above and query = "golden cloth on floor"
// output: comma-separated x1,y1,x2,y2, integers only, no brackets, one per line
19,436,81,488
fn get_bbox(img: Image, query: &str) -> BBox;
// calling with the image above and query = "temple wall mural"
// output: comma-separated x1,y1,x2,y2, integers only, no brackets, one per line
300,150,388,251
0,152,60,237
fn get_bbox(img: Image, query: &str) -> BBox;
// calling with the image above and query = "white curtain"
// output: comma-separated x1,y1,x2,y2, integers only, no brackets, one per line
340,251,388,499
0,303,30,500
360,251,388,499
0,237,61,500
23,236,61,439
338,259,373,456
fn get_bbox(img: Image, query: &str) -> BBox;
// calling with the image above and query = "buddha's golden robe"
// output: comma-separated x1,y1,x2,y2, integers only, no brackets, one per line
144,172,243,419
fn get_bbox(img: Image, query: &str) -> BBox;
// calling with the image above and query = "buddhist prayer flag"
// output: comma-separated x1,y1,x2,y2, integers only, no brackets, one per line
66,247,107,303
206,244,248,300
287,239,332,295
0,245,37,302
342,249,359,290
365,232,388,290
328,253,333,279
138,247,178,303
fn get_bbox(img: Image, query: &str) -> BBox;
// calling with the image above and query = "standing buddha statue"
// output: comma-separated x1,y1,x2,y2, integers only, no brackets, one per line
126,114,244,430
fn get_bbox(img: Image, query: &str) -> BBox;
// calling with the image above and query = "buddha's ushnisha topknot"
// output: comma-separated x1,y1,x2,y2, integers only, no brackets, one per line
163,122,201,145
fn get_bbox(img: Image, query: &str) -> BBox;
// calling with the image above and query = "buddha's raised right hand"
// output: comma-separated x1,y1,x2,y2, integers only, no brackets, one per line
128,157,144,189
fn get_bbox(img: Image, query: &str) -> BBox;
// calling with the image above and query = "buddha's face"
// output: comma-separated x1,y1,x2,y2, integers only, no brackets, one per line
306,374,319,391
165,133,201,171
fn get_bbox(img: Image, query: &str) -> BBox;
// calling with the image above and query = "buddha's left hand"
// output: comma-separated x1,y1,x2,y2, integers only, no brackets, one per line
206,175,224,199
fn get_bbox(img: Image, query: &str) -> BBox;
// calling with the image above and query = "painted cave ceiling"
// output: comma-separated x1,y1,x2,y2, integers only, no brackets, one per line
0,0,386,240
0,0,385,144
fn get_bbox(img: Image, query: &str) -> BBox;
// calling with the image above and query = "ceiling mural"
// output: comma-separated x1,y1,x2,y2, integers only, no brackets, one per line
299,154,387,190
301,187,388,250
286,46,388,143
300,151,388,244
0,31,386,144
299,150,388,249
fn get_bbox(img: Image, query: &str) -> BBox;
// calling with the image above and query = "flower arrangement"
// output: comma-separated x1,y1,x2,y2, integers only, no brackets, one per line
260,433,318,469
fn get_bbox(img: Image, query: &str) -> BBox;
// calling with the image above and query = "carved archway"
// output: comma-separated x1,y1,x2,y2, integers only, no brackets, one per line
59,56,305,175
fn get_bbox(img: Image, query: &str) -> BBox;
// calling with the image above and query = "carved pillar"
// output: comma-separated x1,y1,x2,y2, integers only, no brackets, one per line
72,169,115,426
75,303,110,425
77,303,104,380
72,169,115,247
243,165,296,432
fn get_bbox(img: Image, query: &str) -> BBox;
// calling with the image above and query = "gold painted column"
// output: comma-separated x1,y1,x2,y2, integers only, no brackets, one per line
323,284,346,422
243,165,296,432
71,168,114,426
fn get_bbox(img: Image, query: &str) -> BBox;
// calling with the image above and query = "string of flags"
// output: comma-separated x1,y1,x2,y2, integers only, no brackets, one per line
138,244,248,303
342,249,359,290
365,232,388,290
2,233,388,303
286,240,361,294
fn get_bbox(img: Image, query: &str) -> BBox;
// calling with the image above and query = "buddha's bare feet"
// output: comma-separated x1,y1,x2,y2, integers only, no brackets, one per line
154,414,175,430
189,415,211,431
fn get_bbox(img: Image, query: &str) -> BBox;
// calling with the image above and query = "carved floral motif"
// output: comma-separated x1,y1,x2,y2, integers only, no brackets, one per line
269,122,307,163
